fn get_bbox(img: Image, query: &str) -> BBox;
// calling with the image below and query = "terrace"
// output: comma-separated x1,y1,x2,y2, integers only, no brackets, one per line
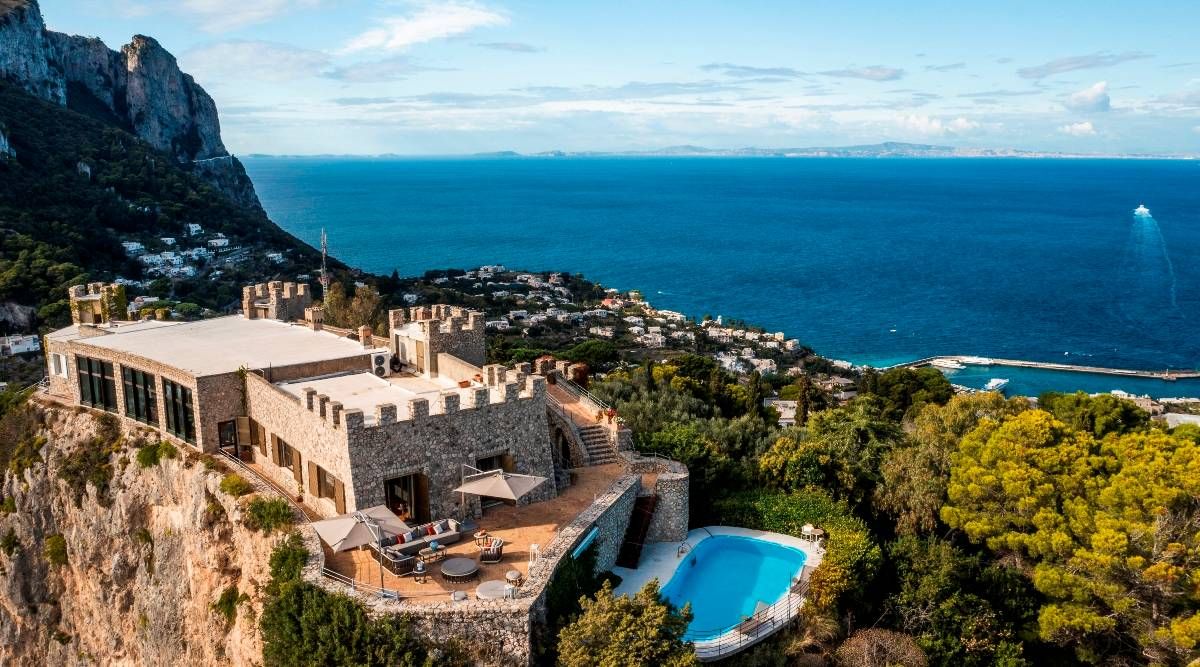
321,463,624,603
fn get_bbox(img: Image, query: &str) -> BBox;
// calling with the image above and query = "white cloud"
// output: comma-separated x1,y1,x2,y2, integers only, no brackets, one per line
896,114,979,136
342,2,507,54
1065,81,1111,112
820,66,905,81
1059,121,1097,136
183,41,330,81
178,0,321,32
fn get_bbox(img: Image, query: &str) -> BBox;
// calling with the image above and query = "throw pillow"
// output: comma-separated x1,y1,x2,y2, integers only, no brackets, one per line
425,524,436,536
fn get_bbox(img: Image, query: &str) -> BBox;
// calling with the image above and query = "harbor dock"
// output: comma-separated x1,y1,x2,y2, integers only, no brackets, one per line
887,356,1200,381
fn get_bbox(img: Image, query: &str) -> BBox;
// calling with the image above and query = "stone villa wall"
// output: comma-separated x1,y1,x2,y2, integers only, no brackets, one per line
342,376,557,521
620,451,690,543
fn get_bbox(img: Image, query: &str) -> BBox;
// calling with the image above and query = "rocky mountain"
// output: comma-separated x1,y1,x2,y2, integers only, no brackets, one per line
0,403,279,665
0,0,260,210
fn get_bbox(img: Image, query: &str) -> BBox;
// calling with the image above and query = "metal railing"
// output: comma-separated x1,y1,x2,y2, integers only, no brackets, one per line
213,450,405,601
687,577,810,661
556,375,612,413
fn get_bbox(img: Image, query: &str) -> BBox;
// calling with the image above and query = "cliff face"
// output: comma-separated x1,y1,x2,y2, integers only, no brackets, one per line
0,0,261,210
0,405,279,665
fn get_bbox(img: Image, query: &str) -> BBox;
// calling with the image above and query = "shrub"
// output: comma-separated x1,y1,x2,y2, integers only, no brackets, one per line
219,473,252,497
0,496,16,514
835,629,928,667
245,498,294,533
212,585,249,625
1,528,18,556
44,534,67,566
713,488,881,612
58,412,125,506
267,533,309,595
261,581,429,667
0,401,44,476
136,441,178,468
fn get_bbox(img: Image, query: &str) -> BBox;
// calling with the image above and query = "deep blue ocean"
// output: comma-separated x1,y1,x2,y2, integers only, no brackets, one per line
243,157,1200,397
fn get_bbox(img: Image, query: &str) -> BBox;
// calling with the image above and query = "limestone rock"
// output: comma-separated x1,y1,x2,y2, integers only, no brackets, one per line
0,0,258,207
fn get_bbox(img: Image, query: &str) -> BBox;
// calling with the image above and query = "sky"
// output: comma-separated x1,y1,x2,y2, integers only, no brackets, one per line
42,0,1200,156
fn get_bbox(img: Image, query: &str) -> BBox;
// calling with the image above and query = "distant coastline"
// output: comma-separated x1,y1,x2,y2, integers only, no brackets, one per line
244,141,1199,160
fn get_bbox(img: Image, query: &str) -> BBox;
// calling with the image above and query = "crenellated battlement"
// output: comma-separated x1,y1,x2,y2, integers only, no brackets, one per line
390,304,486,372
298,373,547,432
242,281,312,322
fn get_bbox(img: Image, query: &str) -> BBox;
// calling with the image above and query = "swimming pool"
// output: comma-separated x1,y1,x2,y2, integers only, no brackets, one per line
660,535,807,639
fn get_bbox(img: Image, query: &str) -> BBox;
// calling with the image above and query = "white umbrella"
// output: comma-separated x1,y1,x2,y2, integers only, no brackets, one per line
453,469,547,502
311,504,410,552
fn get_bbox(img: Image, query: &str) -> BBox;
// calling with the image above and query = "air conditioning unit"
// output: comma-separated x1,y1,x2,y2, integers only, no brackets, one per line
370,349,394,377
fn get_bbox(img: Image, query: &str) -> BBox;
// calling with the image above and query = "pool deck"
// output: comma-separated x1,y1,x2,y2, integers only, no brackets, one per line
612,526,825,661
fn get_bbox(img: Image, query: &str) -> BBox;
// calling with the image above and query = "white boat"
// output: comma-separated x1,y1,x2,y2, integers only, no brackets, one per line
931,358,965,370
1134,204,1151,217
960,356,994,366
984,378,1009,392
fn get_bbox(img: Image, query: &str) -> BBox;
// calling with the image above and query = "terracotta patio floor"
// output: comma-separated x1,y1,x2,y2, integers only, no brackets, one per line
322,463,624,603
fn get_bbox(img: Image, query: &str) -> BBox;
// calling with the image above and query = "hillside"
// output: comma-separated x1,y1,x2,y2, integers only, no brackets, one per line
0,80,331,328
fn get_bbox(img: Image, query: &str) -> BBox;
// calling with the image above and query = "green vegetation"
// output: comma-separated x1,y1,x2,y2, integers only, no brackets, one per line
57,412,123,507
1,528,18,556
43,534,67,566
219,473,253,497
556,580,697,667
135,440,178,468
260,539,433,666
0,80,327,326
244,498,294,533
212,585,249,625
591,351,1200,665
0,392,44,476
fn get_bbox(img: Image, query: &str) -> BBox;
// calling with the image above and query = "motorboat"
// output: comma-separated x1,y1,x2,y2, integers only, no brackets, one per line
931,358,965,370
1134,204,1151,217
984,378,1010,392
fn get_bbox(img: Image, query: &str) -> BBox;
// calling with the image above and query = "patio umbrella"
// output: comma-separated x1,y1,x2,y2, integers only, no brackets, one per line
311,504,410,552
452,469,547,502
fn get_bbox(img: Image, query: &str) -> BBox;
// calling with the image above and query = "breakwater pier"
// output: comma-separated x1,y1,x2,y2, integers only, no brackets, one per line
887,356,1200,381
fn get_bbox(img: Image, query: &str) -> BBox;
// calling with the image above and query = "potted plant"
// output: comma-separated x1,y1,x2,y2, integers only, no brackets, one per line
296,482,304,503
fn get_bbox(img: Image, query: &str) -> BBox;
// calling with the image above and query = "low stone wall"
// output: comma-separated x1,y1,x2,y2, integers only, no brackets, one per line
620,451,690,543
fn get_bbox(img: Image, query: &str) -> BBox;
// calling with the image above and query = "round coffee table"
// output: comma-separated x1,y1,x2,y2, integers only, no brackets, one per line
476,580,510,600
441,557,479,583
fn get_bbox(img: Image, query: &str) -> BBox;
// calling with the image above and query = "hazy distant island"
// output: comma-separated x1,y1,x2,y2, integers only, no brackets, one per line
246,142,1198,160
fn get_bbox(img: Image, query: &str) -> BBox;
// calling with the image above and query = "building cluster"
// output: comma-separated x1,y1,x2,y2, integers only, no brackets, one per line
115,226,288,285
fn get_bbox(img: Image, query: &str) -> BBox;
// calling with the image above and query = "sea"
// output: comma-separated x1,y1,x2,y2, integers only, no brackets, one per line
243,156,1200,399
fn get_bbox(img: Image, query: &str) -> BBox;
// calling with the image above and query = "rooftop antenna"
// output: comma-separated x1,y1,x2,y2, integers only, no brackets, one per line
319,228,330,293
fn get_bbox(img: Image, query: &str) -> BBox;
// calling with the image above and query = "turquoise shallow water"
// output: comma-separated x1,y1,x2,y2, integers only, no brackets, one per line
243,156,1200,396
660,535,806,638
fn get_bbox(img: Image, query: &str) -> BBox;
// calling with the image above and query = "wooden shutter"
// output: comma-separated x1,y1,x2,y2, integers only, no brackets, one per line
292,449,303,483
307,461,319,496
333,479,346,514
269,435,280,465
255,424,267,456
236,417,251,448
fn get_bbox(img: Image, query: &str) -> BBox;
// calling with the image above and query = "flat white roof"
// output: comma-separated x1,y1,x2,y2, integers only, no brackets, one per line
69,316,370,377
277,371,492,425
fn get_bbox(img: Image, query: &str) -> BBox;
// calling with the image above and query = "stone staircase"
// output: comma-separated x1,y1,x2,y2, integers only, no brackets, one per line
580,424,618,465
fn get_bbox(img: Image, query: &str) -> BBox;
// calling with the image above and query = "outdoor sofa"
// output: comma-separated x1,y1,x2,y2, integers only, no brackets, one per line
376,518,463,556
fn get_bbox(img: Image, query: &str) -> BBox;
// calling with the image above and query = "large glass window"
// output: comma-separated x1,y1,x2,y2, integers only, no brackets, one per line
76,356,117,412
162,379,195,442
122,367,157,424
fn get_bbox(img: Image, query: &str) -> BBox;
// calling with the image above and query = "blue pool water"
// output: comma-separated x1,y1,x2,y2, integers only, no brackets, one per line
660,535,806,638
243,156,1200,396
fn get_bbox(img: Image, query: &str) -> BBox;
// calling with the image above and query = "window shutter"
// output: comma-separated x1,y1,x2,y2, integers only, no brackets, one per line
307,461,319,496
270,436,280,465
236,417,251,448
333,479,346,514
255,424,267,456
292,450,303,483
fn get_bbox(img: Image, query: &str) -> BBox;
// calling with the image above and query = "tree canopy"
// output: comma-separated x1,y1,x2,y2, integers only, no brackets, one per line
942,409,1200,664
557,580,697,667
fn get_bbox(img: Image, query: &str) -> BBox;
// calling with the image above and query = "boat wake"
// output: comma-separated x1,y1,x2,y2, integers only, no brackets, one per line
1116,209,1181,329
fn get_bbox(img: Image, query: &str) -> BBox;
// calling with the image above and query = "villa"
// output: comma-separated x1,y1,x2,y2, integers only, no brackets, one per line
42,281,575,522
